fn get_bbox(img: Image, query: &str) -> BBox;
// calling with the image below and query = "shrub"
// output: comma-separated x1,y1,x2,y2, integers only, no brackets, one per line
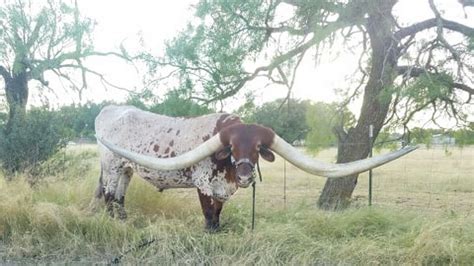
0,107,70,180
35,148,97,181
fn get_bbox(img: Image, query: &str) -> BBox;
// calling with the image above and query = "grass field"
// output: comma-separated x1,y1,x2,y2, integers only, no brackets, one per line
0,145,473,264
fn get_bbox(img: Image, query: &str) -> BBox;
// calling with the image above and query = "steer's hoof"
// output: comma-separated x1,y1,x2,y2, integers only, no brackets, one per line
205,223,220,233
118,211,127,221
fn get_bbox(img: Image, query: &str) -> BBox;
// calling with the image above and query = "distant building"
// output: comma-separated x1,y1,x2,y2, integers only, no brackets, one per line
292,139,306,147
432,134,456,146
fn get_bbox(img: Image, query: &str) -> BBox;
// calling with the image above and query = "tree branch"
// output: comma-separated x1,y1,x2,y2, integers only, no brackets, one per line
459,0,474,7
428,0,462,76
395,18,474,39
276,49,306,110
453,82,474,95
396,65,427,78
0,66,12,82
189,35,321,104
396,65,474,96
56,63,136,94
229,8,307,36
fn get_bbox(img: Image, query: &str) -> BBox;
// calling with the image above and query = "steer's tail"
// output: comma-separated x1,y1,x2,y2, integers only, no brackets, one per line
95,166,104,199
88,166,104,213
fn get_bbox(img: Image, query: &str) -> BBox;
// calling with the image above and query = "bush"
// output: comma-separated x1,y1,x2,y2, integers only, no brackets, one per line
0,108,70,180
57,102,111,140
250,98,310,144
35,148,97,181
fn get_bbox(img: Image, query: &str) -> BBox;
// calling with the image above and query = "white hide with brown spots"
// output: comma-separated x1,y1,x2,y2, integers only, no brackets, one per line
95,105,240,202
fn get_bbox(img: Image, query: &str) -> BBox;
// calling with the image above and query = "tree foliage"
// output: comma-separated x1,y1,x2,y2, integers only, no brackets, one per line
453,126,474,146
0,107,70,178
126,89,213,117
151,90,213,117
306,102,355,152
58,102,111,140
410,127,434,148
0,0,128,95
249,98,310,144
409,125,474,148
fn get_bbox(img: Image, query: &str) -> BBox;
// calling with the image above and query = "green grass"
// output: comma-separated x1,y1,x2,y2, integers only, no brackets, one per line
1,145,473,264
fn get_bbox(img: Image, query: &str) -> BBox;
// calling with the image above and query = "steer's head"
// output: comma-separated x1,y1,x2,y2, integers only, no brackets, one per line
97,122,417,187
215,124,275,188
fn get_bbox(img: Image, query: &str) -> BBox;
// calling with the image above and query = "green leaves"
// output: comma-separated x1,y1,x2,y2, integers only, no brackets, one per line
0,0,97,79
0,107,70,176
250,98,310,144
403,72,454,104
306,102,355,152
161,0,274,102
468,36,474,51
150,90,213,117
125,89,213,118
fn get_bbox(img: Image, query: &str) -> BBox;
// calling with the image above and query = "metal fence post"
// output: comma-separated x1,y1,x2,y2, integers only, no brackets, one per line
369,124,374,206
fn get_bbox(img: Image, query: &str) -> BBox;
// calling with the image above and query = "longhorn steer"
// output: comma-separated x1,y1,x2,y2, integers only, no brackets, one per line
95,105,416,230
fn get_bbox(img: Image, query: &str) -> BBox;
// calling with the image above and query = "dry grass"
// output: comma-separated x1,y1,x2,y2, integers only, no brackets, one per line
0,145,473,264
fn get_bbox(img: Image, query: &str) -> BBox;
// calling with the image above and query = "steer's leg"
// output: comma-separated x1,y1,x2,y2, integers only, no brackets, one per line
103,166,119,218
88,166,104,213
197,189,224,231
212,199,223,229
102,155,131,219
114,166,133,220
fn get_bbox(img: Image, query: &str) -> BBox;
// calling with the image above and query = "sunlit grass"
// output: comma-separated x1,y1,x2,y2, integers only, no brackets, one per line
0,145,473,264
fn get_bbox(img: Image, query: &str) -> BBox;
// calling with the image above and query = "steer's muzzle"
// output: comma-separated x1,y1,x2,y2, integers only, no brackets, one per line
234,158,255,188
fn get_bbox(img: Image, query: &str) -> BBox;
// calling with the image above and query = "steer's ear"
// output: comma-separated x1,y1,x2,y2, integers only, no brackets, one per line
215,145,232,160
259,146,275,162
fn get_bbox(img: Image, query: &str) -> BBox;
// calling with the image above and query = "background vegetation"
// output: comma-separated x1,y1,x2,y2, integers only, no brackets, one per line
0,97,472,181
0,107,69,179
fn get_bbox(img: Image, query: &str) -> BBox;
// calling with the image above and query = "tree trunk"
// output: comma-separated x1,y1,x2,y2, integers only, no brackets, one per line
317,0,399,210
5,72,29,132
0,67,29,178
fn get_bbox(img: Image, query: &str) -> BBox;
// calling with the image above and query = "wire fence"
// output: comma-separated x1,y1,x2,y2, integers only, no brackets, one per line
63,140,474,214
255,144,474,214
360,145,474,213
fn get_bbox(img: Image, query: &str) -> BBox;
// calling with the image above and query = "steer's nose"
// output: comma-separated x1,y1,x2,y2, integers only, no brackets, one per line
236,163,254,187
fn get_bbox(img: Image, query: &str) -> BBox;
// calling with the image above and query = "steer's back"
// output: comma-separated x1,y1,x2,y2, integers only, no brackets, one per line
96,105,233,153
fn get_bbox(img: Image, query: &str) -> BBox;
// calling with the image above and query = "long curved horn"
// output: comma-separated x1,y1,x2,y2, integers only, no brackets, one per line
97,134,223,171
270,135,417,178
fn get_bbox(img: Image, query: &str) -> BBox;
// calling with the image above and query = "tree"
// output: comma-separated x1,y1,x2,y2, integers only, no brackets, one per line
453,123,474,146
0,0,129,176
58,102,111,140
410,127,434,148
145,0,474,210
306,102,355,152
0,0,128,132
249,98,309,144
234,92,257,123
150,89,213,117
126,89,214,117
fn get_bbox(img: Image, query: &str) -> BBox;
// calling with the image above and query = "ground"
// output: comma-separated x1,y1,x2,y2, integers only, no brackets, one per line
0,145,473,264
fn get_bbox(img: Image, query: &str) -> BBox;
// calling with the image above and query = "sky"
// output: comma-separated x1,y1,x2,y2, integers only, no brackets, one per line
28,0,473,123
